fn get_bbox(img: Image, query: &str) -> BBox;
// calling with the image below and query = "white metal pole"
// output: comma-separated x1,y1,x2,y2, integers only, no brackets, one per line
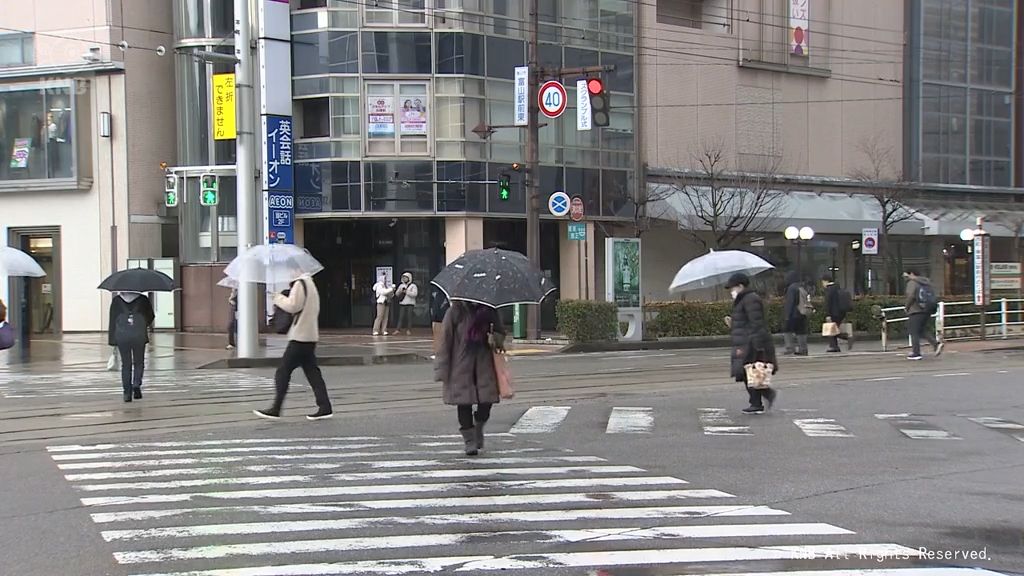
234,0,258,358
1001,297,1008,338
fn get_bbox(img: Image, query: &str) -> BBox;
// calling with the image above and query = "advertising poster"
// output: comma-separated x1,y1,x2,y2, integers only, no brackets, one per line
367,96,395,137
375,266,394,288
610,238,641,309
9,138,31,168
399,98,428,135
790,0,809,56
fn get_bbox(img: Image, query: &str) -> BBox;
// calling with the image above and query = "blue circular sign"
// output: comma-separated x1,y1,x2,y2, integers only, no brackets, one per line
548,191,570,217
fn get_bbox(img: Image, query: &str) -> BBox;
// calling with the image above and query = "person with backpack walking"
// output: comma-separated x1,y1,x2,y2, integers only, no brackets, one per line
108,292,155,402
254,274,334,421
904,269,944,360
782,271,811,356
821,274,854,352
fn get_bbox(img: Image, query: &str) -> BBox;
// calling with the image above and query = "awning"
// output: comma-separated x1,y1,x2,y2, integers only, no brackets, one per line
903,198,1024,238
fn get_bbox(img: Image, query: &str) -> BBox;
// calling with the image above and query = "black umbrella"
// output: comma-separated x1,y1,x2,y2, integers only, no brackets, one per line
431,248,557,308
98,268,176,292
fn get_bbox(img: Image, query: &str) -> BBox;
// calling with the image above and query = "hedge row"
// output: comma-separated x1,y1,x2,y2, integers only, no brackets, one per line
555,300,619,343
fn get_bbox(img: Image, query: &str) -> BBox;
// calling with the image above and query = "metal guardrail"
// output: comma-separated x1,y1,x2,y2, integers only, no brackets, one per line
879,299,1024,351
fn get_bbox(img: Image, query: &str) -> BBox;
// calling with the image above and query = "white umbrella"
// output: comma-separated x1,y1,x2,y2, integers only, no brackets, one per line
216,276,239,289
224,244,323,291
669,250,774,293
0,246,46,278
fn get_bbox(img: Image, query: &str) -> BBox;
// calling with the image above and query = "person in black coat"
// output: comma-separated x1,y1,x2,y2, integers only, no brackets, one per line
108,292,155,402
726,273,778,414
821,274,852,352
782,271,809,356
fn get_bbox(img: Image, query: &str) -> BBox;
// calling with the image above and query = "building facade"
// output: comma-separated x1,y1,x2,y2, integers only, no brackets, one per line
0,1,175,336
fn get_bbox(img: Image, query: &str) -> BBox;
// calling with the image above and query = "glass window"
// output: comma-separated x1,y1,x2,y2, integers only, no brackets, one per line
362,32,432,74
437,33,485,76
299,98,329,138
564,167,601,216
0,33,34,67
365,161,434,212
366,0,427,26
367,82,430,156
329,161,362,211
0,85,76,181
488,0,527,37
486,37,525,80
210,0,234,38
601,169,633,217
329,32,359,74
330,95,361,139
437,160,486,212
293,33,329,76
602,51,634,93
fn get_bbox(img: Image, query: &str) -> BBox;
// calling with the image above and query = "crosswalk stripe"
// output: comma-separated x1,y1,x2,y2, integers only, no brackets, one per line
47,434,517,453
90,492,746,523
102,510,811,541
794,419,854,438
509,406,571,433
606,407,654,433
968,416,1024,430
700,408,752,435
73,465,647,491
875,414,961,440
671,570,1010,576
65,456,609,481
113,523,856,564
56,448,551,470
79,476,690,506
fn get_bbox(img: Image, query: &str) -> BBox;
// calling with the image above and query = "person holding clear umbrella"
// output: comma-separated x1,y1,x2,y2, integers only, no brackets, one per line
725,273,778,414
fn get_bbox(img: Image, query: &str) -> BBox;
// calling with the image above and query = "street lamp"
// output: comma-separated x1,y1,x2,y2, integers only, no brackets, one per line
784,226,815,278
959,228,976,242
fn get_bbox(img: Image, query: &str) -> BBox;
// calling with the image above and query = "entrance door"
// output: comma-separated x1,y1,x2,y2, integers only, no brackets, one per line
7,228,62,343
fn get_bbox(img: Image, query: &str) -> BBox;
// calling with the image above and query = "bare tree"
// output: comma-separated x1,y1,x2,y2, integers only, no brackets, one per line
989,212,1024,264
629,179,677,239
851,134,916,294
664,143,787,250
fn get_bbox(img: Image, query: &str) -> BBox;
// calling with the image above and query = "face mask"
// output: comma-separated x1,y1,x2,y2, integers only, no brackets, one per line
730,288,741,300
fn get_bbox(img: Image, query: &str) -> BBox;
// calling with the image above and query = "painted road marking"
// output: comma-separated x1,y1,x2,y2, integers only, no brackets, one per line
509,406,571,433
933,372,970,378
699,408,751,435
793,418,854,438
968,416,1024,442
868,377,904,382
875,414,961,440
605,407,653,434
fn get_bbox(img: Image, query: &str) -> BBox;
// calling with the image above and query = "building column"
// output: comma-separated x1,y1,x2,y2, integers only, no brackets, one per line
444,217,483,264
558,221,596,300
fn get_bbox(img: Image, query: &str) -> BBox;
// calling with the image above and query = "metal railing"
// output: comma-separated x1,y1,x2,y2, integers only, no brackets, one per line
879,299,1024,351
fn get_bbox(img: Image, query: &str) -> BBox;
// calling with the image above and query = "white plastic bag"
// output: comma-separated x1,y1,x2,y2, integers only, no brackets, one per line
106,348,119,371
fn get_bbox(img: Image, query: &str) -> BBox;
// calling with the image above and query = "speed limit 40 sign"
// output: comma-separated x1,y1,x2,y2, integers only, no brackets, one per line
539,80,567,119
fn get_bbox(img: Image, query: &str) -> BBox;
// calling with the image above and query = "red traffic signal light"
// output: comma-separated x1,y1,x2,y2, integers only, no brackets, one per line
586,78,604,95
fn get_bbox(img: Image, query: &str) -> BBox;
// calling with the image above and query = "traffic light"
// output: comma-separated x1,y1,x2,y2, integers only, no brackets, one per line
498,173,511,201
164,174,179,208
200,174,219,206
586,78,610,127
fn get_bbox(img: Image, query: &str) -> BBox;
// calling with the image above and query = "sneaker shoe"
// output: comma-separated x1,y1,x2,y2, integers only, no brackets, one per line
907,354,923,361
372,331,380,336
795,351,809,356
226,344,235,350
827,348,842,353
253,409,281,420
383,331,389,336
132,387,142,400
742,406,765,415
934,342,945,357
307,408,334,421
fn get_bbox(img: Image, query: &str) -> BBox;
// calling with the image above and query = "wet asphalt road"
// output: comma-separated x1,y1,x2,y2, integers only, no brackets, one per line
0,344,1022,576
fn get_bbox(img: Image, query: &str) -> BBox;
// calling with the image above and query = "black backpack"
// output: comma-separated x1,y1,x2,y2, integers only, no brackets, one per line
917,283,938,314
270,280,306,334
115,308,147,345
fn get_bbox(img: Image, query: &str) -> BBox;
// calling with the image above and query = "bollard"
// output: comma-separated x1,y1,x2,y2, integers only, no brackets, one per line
936,301,945,342
1001,298,1008,339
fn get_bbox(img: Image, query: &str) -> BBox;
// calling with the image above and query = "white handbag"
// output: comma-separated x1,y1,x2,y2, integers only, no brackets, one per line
744,362,774,389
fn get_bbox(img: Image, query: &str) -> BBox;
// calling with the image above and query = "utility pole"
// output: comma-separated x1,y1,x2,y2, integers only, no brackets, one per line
525,0,541,341
234,0,258,358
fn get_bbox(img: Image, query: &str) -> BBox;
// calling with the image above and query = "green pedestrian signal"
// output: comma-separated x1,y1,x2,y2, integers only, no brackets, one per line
200,173,219,206
164,174,179,208
498,173,511,201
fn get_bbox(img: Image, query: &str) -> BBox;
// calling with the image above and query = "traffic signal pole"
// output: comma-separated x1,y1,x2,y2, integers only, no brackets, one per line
525,0,541,340
234,0,258,358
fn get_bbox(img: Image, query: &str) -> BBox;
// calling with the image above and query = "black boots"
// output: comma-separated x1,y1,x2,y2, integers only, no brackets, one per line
460,428,478,456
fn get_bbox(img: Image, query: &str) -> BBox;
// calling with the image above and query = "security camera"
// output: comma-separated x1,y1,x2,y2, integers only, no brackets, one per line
82,47,102,62
155,45,166,56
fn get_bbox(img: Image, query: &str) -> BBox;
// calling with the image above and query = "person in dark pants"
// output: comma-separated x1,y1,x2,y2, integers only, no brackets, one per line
782,271,810,356
108,292,155,402
429,287,450,360
904,270,944,360
726,273,778,414
254,275,334,421
227,288,238,350
821,274,852,352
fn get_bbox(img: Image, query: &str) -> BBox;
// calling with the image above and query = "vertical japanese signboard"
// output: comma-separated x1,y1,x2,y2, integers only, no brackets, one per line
264,115,294,243
258,0,293,245
514,66,529,126
212,73,237,140
790,0,809,56
974,233,991,306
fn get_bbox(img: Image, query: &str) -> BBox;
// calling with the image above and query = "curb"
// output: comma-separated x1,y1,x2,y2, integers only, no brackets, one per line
199,352,429,369
562,333,876,354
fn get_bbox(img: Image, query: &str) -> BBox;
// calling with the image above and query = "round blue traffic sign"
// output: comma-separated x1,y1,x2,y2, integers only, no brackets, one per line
548,191,570,217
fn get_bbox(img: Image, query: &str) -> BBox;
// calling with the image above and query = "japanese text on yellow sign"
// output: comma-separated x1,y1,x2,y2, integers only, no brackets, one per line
212,73,237,141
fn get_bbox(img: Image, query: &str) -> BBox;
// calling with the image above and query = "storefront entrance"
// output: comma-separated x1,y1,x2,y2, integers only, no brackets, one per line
6,227,61,343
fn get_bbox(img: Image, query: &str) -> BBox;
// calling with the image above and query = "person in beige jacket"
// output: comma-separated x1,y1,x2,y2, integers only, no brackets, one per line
254,274,334,421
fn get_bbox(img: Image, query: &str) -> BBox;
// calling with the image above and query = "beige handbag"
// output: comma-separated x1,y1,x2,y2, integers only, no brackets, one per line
744,362,773,389
821,322,840,337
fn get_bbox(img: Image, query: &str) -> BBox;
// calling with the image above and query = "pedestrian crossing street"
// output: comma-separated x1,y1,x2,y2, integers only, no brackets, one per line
48,435,1010,576
0,371,275,399
510,406,1024,442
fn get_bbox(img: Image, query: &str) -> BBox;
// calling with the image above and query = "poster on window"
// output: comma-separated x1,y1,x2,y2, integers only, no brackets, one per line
605,238,641,309
399,97,428,135
790,0,809,56
367,96,395,137
9,138,31,169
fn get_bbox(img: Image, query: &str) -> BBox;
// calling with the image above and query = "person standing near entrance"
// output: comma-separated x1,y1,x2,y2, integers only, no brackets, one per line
821,274,853,352
904,269,943,360
372,273,395,336
254,274,334,420
108,291,155,403
395,272,418,336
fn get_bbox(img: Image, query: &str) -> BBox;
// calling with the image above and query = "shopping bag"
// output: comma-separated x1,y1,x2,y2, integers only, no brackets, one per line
106,348,119,371
821,322,840,337
744,362,774,390
493,350,515,399
839,322,853,338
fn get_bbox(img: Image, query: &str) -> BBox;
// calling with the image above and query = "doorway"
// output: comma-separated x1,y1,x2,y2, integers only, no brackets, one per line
7,227,62,343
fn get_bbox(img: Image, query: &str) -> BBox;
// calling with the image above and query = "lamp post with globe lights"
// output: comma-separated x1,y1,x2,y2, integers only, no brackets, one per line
785,226,815,278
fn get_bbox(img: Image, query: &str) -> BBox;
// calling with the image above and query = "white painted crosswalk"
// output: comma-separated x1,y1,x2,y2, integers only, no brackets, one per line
0,370,276,399
49,435,1009,576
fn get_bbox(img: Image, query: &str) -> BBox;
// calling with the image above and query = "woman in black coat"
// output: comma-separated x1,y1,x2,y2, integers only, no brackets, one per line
726,273,778,414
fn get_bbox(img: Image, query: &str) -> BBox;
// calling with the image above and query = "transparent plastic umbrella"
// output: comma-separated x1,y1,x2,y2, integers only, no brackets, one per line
216,276,239,289
224,244,323,292
669,250,774,293
0,246,46,278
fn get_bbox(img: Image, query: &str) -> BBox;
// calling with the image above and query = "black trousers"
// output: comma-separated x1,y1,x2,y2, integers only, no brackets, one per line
746,384,770,408
118,342,146,392
228,315,237,346
272,341,332,412
397,305,414,331
457,403,492,430
908,312,938,356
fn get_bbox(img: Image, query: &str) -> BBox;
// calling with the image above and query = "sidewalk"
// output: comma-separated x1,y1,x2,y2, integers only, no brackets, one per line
0,330,565,372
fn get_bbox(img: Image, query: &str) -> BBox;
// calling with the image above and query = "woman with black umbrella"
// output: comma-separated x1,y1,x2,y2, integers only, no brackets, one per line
725,273,778,414
108,292,155,402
